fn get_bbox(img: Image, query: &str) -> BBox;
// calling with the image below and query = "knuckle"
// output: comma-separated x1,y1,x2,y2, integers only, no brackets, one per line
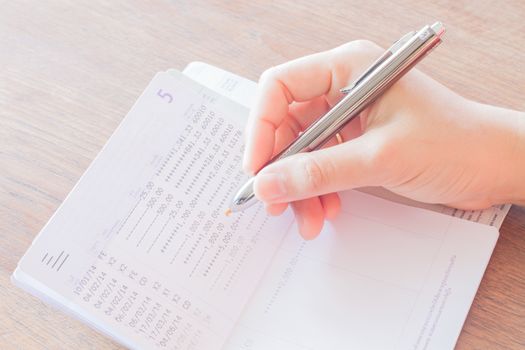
335,39,383,60
298,155,330,193
349,39,377,51
259,66,279,83
368,137,394,170
343,39,379,53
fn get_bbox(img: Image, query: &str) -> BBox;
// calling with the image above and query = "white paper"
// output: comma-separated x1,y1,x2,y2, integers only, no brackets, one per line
14,71,293,350
181,62,511,229
223,191,498,350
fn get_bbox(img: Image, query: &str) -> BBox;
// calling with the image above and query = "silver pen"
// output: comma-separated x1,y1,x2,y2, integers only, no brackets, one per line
227,21,445,214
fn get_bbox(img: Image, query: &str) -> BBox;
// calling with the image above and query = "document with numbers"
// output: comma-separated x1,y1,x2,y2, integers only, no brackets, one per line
14,66,500,350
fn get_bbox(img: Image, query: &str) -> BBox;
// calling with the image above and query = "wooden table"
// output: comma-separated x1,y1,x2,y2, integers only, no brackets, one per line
1,1,524,348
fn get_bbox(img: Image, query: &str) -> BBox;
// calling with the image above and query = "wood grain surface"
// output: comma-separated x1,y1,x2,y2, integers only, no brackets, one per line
1,1,524,349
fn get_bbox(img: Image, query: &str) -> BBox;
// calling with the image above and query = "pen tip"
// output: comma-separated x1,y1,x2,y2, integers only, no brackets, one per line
224,208,233,217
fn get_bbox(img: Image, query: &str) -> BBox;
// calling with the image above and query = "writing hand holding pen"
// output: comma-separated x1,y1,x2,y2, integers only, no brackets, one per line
241,40,525,240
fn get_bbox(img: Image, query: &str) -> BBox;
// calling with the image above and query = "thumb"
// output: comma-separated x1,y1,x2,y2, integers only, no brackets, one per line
253,133,386,203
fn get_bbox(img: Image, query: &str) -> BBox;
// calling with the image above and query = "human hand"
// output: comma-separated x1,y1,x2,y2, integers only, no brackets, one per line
243,40,525,239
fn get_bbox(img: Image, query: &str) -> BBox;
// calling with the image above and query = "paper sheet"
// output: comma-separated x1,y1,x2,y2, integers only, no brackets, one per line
223,191,498,349
14,71,293,350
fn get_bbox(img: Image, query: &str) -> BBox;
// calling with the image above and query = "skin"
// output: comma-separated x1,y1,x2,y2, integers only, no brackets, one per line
242,40,525,240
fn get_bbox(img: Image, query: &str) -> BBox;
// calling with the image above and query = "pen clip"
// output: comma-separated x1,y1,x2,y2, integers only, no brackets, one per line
340,30,416,94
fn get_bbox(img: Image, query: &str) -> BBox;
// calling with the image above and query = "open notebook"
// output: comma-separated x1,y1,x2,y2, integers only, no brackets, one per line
12,63,507,350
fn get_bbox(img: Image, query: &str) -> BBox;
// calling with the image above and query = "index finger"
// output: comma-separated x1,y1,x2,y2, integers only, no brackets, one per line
242,41,379,174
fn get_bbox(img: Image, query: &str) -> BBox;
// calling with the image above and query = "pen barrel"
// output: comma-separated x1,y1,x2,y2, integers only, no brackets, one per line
269,23,443,165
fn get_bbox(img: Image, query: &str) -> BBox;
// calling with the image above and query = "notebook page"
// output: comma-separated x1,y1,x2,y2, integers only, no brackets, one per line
224,190,498,350
180,62,511,229
14,71,293,350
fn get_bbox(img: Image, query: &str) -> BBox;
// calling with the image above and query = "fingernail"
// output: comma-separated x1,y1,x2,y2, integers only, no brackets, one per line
255,173,287,201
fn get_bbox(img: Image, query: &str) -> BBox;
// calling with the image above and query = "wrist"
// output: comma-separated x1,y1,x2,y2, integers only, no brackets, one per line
479,104,525,205
508,112,525,205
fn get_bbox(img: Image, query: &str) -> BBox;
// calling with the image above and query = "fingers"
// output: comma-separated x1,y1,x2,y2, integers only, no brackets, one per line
244,41,386,240
242,51,335,174
265,193,340,219
265,202,288,216
320,192,341,219
243,41,382,174
265,193,339,239
272,96,331,158
253,131,387,204
291,197,325,240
